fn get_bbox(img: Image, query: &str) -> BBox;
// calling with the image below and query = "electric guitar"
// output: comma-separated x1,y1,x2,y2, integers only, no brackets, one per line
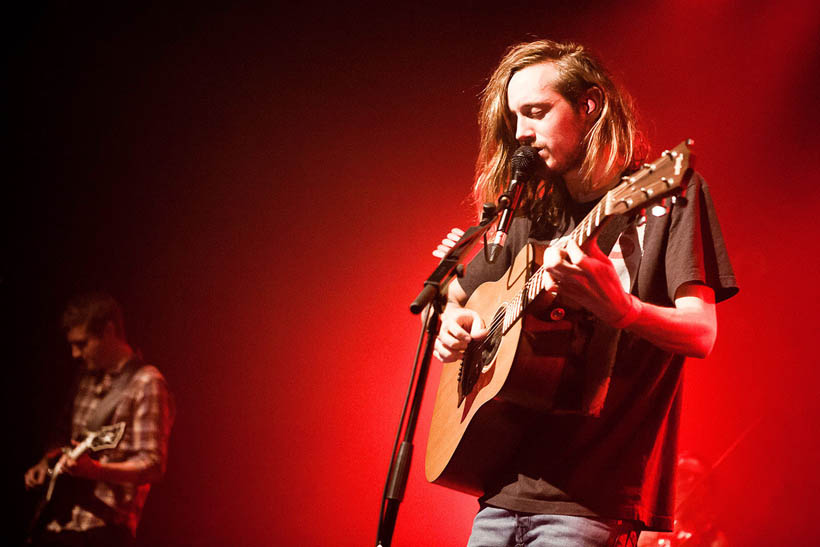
425,140,694,495
27,421,126,541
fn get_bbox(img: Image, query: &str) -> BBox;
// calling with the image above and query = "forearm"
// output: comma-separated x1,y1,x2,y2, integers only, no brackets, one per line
444,279,468,309
619,294,717,358
83,452,164,485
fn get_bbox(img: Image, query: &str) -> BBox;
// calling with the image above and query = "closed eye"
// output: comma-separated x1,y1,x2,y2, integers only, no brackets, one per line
520,102,551,120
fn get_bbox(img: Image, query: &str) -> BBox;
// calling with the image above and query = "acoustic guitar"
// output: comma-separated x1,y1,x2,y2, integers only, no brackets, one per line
425,140,694,495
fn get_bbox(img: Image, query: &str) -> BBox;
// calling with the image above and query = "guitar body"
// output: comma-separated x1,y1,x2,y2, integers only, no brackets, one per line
27,473,90,542
425,243,576,495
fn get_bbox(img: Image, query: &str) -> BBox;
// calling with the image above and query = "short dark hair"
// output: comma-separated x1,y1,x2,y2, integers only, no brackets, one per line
61,291,126,339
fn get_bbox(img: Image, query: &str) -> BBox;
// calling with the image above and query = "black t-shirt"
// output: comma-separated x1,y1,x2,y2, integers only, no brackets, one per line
457,173,738,531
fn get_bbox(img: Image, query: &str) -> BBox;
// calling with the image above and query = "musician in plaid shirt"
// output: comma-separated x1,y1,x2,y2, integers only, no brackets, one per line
24,292,175,546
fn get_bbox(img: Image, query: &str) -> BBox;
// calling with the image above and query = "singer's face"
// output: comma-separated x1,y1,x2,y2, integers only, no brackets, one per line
507,62,589,179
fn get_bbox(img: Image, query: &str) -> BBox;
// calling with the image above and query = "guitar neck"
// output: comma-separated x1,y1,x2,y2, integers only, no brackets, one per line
51,439,91,475
67,438,94,460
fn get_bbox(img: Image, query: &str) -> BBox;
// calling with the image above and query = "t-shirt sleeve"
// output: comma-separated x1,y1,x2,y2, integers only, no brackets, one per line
458,218,532,300
664,172,738,303
128,366,175,476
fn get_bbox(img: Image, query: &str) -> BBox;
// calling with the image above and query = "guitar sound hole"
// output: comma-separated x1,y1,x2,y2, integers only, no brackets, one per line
458,307,504,404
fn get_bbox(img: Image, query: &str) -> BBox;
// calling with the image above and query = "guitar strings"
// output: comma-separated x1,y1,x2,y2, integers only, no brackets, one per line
465,271,542,355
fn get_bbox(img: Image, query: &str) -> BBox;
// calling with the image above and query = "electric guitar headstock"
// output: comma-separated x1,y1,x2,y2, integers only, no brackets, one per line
85,421,127,451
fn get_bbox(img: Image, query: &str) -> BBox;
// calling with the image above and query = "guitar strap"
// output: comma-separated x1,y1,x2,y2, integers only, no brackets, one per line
595,213,630,257
570,214,637,416
84,355,144,432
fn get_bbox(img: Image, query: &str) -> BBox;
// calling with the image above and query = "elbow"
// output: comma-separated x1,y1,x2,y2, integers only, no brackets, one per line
143,457,168,484
688,322,717,359
141,464,165,485
689,338,713,359
132,452,166,485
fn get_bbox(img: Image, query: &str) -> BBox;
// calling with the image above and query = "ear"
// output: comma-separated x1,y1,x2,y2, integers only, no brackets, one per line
581,86,603,116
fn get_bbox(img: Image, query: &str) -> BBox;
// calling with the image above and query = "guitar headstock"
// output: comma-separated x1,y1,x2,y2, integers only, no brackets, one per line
88,421,126,451
607,139,694,216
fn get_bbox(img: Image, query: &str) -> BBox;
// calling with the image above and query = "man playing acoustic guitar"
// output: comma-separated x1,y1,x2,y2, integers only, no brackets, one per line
432,40,737,546
24,292,175,546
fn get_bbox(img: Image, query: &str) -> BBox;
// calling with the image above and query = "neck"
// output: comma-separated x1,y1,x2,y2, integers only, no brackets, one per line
100,342,134,373
562,149,627,203
563,168,622,203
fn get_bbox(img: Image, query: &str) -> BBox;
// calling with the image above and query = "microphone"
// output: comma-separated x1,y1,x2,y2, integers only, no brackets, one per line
486,145,539,264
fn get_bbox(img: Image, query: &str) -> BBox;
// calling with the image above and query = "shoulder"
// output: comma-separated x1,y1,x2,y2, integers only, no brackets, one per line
133,364,167,383
683,170,709,192
130,364,172,395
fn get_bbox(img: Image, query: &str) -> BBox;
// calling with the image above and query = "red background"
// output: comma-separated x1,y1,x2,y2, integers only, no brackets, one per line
7,3,820,545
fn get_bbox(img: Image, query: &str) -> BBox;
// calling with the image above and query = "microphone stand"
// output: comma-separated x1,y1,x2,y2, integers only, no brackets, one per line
376,203,500,547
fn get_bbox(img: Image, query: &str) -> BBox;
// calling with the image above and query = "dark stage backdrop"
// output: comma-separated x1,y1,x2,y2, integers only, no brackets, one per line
6,3,820,546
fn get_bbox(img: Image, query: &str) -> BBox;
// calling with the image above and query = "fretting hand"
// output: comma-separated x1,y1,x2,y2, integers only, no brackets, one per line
543,238,632,326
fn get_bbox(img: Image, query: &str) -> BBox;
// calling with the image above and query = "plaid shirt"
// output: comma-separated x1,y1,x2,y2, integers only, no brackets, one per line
46,360,175,537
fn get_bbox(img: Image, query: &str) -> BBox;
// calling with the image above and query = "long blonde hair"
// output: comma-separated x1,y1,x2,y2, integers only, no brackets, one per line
474,39,647,218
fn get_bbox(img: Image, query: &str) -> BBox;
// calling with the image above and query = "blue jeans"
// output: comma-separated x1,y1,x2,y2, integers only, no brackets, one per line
467,506,639,547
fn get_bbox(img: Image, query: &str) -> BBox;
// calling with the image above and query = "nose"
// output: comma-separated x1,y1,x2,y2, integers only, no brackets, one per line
515,116,535,145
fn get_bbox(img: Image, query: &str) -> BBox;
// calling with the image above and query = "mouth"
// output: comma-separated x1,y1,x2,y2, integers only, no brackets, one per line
530,148,553,178
534,148,552,168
